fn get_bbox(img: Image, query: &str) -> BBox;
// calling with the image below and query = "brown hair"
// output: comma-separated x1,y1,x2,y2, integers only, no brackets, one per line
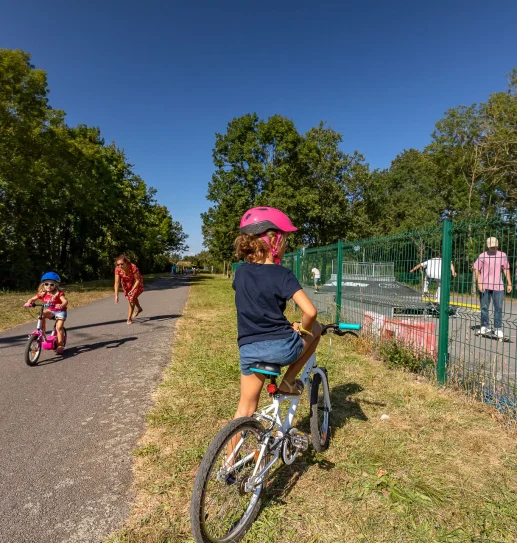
114,254,130,265
234,230,286,263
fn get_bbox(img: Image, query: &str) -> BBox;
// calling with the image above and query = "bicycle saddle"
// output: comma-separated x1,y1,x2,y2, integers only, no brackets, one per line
249,363,281,376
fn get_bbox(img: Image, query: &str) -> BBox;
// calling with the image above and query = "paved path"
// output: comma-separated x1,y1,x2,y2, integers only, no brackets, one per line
0,276,189,543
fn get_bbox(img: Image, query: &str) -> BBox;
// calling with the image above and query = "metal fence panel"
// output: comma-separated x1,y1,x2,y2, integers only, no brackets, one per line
234,218,517,413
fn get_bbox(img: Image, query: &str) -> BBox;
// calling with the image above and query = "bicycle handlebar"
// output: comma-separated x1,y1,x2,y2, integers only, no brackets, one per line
321,322,361,336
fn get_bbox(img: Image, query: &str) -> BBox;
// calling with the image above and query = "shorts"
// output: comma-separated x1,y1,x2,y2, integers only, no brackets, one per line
239,331,304,376
314,278,320,284
48,310,67,321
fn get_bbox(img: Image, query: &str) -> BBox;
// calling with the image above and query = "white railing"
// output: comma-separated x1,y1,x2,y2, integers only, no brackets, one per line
342,261,394,278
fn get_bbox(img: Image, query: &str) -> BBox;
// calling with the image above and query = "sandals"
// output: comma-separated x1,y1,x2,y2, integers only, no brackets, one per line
278,379,304,395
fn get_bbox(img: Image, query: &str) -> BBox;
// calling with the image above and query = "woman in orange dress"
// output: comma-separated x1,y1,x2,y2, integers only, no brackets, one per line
114,254,144,324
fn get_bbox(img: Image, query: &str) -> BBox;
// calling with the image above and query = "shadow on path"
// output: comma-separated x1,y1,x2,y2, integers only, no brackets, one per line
34,337,139,367
0,315,182,347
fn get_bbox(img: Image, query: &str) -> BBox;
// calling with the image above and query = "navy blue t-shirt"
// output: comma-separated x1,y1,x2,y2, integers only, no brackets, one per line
233,262,303,347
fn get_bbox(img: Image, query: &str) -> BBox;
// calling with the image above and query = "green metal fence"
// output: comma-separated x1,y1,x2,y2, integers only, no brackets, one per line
279,219,517,413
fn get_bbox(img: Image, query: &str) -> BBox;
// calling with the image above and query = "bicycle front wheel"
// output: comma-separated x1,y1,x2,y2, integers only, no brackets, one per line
310,372,331,452
24,336,41,366
190,417,268,543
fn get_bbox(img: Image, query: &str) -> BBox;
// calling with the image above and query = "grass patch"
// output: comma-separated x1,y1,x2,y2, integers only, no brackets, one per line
0,273,168,331
107,276,517,543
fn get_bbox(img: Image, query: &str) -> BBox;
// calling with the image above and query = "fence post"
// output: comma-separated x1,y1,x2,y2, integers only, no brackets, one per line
437,219,452,385
295,250,301,282
335,240,343,323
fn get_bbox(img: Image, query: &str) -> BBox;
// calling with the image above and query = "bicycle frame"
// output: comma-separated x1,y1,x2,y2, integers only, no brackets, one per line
224,350,331,491
28,304,61,349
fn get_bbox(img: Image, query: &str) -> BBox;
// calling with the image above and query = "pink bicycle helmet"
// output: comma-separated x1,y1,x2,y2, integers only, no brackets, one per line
239,207,298,235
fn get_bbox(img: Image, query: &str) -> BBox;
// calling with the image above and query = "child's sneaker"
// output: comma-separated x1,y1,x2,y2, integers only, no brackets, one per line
494,328,504,339
56,346,65,355
480,326,488,334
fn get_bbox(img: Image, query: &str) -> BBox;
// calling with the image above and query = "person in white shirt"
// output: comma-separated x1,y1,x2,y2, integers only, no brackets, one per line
410,255,456,301
311,267,321,293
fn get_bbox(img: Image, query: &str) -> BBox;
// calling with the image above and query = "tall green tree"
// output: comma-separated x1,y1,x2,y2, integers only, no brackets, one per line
0,49,187,288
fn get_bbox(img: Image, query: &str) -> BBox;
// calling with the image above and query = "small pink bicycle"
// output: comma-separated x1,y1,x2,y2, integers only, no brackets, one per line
23,303,67,366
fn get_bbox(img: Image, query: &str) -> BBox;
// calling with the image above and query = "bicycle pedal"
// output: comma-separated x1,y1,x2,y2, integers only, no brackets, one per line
290,430,309,451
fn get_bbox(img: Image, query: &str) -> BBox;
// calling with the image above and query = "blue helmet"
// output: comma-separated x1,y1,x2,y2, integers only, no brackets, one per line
41,271,61,283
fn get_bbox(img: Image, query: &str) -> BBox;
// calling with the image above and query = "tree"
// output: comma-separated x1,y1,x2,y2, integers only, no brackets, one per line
0,49,187,287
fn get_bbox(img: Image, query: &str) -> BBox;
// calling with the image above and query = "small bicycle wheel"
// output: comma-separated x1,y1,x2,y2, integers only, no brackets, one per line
191,417,268,543
24,336,41,366
310,373,331,452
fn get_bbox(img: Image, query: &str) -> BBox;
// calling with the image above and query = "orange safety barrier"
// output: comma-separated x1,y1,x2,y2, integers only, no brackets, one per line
364,311,437,357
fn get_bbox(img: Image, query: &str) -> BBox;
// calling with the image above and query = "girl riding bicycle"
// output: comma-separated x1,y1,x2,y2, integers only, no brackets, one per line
233,207,321,420
24,272,68,354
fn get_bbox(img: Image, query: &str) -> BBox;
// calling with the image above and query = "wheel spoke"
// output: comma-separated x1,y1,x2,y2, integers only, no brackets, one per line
198,421,266,542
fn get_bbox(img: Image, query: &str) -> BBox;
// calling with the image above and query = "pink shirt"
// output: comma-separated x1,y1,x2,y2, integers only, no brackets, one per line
473,251,510,291
37,290,65,310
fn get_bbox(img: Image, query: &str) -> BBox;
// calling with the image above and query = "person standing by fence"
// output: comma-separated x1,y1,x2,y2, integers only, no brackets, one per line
473,237,512,338
311,267,321,294
410,255,456,301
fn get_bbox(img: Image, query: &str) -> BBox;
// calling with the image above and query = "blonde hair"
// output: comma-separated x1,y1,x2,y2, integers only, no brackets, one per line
234,230,286,263
37,281,62,299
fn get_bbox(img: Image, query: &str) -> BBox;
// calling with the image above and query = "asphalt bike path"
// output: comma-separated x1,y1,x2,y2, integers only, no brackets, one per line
0,276,189,543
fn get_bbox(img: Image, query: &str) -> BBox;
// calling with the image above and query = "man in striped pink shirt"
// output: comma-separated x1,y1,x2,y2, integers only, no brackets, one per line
473,237,513,338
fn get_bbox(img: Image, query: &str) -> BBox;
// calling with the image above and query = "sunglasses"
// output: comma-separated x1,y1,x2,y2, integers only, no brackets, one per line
44,282,56,287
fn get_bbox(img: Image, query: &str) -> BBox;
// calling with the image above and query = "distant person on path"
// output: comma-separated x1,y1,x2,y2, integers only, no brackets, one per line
311,267,321,293
114,255,144,324
24,272,68,353
410,255,456,301
473,237,512,337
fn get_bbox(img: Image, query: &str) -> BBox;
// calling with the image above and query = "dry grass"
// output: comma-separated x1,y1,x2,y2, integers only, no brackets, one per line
0,273,167,331
107,276,517,543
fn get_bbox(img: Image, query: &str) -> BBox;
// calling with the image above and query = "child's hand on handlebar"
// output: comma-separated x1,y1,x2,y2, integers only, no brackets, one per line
24,302,34,308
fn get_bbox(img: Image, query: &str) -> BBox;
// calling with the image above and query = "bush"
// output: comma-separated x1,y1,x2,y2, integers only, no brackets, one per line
379,338,434,373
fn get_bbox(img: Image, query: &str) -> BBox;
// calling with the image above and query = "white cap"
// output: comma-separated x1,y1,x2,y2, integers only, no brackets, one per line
486,237,499,248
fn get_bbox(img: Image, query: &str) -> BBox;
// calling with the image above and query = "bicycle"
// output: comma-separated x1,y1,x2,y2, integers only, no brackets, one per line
23,303,68,366
190,321,361,543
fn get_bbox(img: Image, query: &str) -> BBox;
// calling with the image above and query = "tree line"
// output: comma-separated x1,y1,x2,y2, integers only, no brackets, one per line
201,69,517,266
0,49,187,289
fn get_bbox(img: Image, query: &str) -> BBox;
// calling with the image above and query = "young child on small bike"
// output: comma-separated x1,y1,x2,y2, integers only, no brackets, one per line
233,207,321,420
25,272,68,354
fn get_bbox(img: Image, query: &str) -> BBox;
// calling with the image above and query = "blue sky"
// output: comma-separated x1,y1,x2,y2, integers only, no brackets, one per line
2,0,516,254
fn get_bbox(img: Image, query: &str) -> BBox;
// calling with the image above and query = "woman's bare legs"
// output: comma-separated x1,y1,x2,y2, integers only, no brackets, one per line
133,297,143,317
127,301,135,324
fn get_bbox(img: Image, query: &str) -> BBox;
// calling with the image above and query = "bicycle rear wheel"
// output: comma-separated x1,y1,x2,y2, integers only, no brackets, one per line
24,336,41,366
310,372,331,452
190,417,268,543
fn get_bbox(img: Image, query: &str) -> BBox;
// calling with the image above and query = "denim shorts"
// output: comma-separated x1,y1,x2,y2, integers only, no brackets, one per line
239,331,304,376
48,310,67,321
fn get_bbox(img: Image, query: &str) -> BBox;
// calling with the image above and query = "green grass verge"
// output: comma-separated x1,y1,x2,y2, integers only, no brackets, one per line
107,276,517,543
0,273,168,331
